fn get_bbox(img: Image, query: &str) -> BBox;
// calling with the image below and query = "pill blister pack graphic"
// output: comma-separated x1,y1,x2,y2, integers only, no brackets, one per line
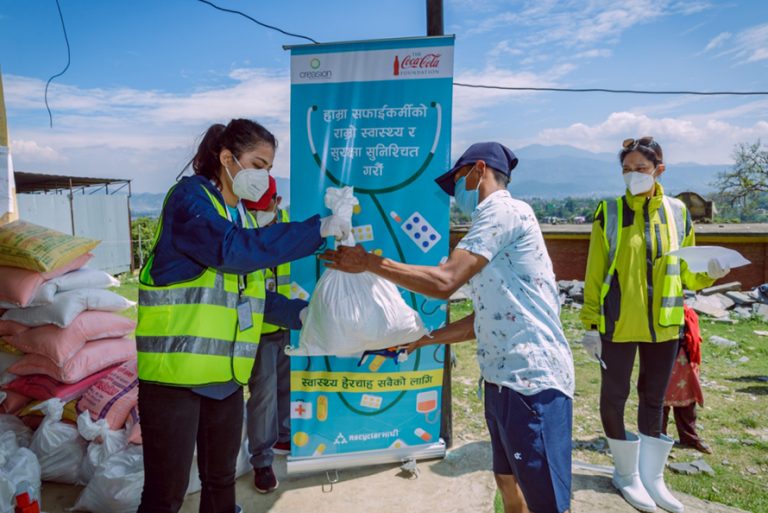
290,282,310,300
352,224,374,243
391,211,441,253
360,394,383,409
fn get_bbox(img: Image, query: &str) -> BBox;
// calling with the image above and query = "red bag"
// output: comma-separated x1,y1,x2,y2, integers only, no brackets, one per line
682,304,701,365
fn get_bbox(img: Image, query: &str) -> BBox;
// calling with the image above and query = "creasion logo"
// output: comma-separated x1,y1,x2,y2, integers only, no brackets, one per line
300,57,332,79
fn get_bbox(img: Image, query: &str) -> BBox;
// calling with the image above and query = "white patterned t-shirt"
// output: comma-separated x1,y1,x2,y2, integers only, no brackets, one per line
456,189,575,398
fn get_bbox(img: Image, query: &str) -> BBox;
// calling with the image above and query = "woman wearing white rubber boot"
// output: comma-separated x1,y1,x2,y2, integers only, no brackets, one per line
639,433,683,512
607,432,655,512
580,137,730,513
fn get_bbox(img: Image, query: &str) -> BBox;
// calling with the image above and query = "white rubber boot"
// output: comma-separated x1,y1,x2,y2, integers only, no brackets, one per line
639,433,684,512
607,432,656,512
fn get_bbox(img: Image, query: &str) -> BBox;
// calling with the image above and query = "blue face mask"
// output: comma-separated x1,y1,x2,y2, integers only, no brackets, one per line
454,170,480,214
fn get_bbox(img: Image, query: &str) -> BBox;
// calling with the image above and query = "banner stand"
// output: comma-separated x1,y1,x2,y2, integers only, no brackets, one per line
287,440,445,476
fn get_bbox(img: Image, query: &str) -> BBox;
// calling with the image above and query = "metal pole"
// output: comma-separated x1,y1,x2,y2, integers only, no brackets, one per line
427,0,451,448
426,0,444,36
68,178,75,235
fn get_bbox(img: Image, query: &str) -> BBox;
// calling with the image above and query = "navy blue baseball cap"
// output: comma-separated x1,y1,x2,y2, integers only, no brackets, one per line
435,142,518,196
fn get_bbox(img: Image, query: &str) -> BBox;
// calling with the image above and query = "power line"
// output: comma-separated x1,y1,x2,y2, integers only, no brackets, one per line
196,0,318,44
45,0,71,128
453,82,768,96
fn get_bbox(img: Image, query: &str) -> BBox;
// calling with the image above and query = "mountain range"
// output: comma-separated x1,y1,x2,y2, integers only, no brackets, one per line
129,145,728,217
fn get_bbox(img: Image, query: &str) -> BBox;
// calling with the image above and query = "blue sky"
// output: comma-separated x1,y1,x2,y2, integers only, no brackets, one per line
1,0,767,192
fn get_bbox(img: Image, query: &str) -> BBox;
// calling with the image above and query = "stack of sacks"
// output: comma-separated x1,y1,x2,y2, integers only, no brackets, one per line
0,222,137,431
0,221,139,488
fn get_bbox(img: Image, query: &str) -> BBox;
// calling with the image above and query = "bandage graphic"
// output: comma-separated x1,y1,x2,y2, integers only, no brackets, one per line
317,395,328,422
368,355,386,372
414,427,432,442
389,439,408,449
360,394,383,410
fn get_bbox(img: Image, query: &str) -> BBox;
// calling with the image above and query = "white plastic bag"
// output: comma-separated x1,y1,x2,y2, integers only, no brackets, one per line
77,411,129,484
295,187,426,356
0,432,41,513
73,445,144,513
28,398,86,484
0,415,32,448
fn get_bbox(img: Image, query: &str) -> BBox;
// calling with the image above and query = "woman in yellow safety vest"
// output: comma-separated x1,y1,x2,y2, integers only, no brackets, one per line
580,136,730,513
135,119,350,513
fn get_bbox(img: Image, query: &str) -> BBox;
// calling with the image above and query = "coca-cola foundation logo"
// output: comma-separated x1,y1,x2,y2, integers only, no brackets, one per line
393,53,442,77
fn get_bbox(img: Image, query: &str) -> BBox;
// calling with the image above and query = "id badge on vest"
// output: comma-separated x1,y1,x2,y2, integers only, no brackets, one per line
237,297,253,332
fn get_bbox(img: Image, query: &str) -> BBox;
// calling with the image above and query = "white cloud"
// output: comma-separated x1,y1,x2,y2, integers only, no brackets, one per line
703,32,732,53
466,0,711,48
10,139,66,162
4,70,294,191
452,64,576,126
713,22,768,63
531,109,768,164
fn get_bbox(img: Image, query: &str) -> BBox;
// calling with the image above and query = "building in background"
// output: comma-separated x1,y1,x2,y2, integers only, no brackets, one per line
15,171,132,275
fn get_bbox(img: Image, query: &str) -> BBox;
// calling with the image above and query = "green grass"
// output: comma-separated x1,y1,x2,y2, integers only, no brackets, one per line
444,300,768,513
113,281,767,511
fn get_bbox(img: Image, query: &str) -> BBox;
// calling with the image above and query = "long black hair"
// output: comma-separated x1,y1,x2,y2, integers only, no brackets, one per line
183,119,277,186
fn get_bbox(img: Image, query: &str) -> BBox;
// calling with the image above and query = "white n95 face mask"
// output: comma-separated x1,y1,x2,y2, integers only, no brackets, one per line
623,171,656,196
256,209,277,227
225,156,270,201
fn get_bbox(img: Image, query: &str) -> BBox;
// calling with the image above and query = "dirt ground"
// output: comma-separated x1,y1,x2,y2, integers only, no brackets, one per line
41,441,750,513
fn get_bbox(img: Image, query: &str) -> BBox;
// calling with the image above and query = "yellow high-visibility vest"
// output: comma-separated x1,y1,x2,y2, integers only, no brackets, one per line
259,209,290,334
136,184,265,386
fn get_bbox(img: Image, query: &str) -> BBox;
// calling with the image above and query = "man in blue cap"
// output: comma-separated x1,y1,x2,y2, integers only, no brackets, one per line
321,142,575,513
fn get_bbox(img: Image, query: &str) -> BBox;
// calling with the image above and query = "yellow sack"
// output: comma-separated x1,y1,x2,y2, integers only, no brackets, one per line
0,220,99,272
0,337,22,355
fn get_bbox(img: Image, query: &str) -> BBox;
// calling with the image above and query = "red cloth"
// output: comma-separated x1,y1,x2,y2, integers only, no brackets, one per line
683,304,701,365
241,176,277,211
664,304,704,407
664,347,704,407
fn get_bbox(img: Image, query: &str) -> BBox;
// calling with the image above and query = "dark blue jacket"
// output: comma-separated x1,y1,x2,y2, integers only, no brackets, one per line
147,175,322,329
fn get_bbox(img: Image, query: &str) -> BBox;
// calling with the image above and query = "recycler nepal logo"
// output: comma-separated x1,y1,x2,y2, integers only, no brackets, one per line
301,57,332,79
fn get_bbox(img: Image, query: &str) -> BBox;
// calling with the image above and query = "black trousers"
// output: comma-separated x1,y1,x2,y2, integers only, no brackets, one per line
599,339,679,439
137,381,243,513
663,403,701,446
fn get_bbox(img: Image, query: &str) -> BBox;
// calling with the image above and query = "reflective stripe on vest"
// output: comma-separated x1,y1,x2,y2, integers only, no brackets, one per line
659,196,685,326
136,184,265,386
261,209,291,334
599,195,686,333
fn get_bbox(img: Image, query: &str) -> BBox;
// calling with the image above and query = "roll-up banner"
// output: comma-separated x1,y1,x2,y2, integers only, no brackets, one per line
286,36,454,474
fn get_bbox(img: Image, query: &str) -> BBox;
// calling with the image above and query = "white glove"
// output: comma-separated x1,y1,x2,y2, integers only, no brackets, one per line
580,330,606,369
707,258,730,280
320,215,351,241
299,307,308,327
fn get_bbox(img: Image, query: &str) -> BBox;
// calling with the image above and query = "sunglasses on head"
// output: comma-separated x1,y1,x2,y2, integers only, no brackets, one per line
622,136,656,150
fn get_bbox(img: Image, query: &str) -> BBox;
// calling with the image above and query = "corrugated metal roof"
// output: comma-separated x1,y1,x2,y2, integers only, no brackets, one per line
14,171,130,194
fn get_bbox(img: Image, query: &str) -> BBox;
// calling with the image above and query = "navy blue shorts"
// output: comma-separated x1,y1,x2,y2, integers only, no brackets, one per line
484,383,572,513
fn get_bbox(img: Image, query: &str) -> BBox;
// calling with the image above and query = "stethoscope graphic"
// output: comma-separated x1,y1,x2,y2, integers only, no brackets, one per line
303,101,445,416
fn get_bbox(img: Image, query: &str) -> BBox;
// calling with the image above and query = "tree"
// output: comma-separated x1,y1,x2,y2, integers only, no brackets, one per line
131,217,159,270
713,140,768,210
